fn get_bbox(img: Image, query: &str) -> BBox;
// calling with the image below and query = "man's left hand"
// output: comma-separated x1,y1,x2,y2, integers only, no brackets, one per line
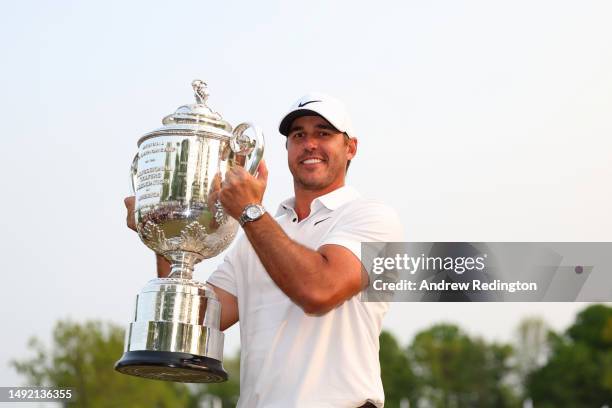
219,160,268,220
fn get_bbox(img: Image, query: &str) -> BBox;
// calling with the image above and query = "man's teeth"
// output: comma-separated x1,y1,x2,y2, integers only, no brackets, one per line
303,159,323,164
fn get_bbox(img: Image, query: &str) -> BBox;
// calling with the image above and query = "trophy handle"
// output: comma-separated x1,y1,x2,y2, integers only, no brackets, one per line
129,153,139,195
230,122,265,175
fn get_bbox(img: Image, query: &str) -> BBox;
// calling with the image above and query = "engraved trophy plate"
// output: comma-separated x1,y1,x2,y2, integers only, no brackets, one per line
115,80,264,383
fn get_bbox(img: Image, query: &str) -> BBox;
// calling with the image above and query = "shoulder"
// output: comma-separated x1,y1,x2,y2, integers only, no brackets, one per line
341,197,402,223
332,197,405,241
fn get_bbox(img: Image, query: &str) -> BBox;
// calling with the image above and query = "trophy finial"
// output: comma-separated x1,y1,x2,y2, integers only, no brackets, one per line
192,80,209,105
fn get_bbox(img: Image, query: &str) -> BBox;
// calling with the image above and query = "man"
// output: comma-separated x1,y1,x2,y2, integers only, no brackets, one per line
125,92,403,407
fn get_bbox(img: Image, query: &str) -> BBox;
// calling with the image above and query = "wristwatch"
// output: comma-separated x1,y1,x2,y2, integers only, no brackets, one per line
239,204,266,226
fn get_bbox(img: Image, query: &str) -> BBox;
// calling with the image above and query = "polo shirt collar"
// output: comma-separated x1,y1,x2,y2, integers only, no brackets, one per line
275,186,361,217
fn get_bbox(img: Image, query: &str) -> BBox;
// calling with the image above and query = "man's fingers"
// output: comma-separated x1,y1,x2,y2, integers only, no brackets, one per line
124,196,135,209
224,169,237,186
124,196,137,231
212,172,222,188
232,165,248,178
256,159,268,183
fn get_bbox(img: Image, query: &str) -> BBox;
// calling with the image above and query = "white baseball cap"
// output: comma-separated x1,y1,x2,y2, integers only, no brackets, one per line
278,92,355,138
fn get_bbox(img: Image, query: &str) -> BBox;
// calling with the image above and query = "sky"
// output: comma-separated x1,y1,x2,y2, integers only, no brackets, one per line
1,0,611,392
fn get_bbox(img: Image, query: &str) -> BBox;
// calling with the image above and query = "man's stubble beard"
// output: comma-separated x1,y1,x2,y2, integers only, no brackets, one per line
289,159,346,192
293,172,334,191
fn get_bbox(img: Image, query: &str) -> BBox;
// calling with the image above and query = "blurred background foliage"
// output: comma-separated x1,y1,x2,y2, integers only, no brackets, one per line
12,304,611,407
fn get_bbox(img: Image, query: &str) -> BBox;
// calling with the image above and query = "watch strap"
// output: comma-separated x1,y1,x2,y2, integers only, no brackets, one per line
239,204,265,226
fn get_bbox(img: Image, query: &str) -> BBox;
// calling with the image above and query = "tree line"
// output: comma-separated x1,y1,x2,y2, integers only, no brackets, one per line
12,304,612,407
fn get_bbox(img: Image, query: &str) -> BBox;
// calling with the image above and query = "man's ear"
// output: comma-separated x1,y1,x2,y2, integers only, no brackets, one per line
347,137,357,160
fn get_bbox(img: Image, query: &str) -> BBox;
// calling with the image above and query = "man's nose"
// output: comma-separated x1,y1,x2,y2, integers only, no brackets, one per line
303,134,319,150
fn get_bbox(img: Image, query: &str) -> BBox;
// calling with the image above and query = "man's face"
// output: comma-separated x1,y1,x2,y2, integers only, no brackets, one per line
286,115,356,191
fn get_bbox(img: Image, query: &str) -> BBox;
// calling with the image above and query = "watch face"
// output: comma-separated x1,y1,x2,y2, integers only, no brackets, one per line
246,205,262,219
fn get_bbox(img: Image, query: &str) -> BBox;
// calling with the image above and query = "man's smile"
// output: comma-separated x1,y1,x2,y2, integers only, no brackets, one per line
299,156,326,165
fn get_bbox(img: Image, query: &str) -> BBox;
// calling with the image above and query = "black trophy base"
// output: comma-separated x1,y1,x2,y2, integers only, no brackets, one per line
115,351,228,383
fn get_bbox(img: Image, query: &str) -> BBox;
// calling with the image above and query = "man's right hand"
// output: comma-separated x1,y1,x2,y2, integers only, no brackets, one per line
124,196,137,231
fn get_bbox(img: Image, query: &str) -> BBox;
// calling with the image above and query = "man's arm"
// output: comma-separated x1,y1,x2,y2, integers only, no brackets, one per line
243,215,365,315
156,254,171,278
209,284,239,331
217,162,366,315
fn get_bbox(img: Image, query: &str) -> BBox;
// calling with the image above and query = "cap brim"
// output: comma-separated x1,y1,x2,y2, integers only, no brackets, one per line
279,109,323,136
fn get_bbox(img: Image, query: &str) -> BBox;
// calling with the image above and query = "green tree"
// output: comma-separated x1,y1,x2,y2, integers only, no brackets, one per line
12,320,190,408
189,350,241,407
379,330,417,407
526,304,612,407
512,317,549,398
408,324,519,408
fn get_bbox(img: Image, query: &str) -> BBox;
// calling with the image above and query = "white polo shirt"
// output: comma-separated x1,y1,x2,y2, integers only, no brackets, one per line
208,186,404,408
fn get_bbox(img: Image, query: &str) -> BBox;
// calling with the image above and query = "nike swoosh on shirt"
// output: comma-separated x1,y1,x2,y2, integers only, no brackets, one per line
298,100,321,107
314,217,332,226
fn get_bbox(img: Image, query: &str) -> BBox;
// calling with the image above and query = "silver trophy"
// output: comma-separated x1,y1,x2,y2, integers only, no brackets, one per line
115,80,264,383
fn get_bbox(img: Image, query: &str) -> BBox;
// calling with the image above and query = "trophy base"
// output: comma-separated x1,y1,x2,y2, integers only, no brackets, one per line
114,350,228,383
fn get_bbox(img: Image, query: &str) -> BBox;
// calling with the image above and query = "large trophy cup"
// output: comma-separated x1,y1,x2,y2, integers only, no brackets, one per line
115,80,264,382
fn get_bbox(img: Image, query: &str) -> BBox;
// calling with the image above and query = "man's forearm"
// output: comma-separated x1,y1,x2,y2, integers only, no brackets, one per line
242,214,346,313
156,254,171,278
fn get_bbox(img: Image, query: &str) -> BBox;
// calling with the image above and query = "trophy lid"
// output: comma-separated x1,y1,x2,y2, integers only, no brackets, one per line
138,80,233,145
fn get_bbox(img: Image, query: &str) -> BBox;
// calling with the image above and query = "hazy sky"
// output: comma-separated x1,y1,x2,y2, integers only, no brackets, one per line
1,0,611,391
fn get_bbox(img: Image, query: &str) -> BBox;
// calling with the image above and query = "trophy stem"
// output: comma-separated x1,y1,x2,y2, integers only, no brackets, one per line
165,251,203,280
169,263,194,280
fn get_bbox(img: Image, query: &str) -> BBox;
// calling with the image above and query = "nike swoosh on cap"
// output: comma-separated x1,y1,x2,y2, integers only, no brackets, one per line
298,100,322,107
